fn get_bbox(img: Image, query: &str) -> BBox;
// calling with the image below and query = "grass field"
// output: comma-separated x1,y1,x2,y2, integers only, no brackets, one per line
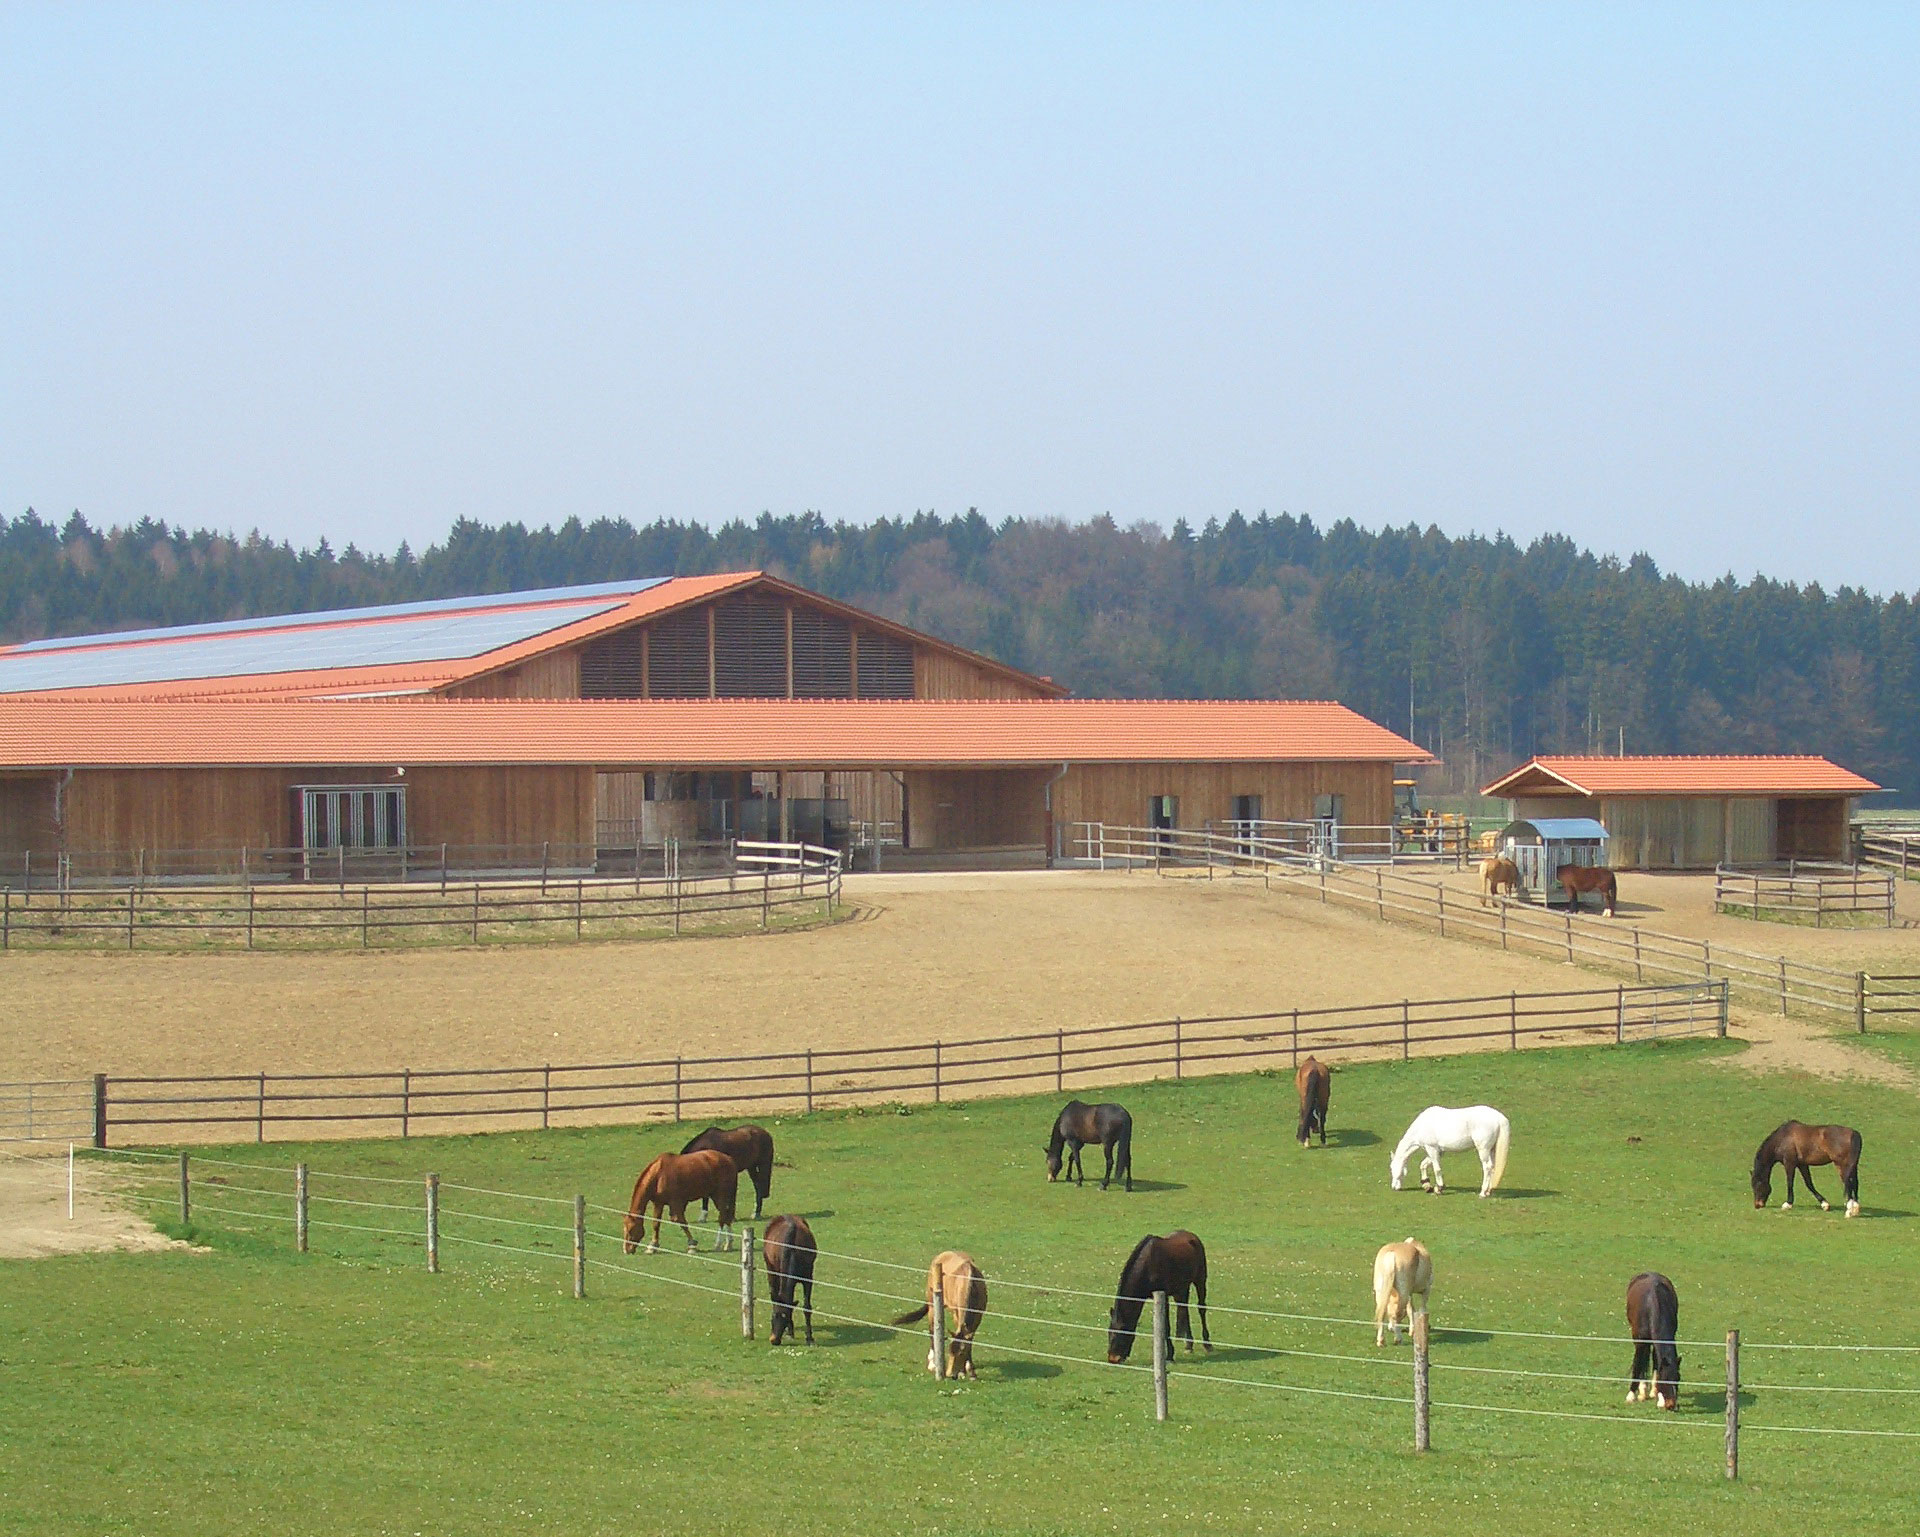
4,1036,1917,1536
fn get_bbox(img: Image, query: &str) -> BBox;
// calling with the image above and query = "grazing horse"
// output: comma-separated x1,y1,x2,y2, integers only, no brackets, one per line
622,1150,739,1254
1295,1056,1330,1147
1479,856,1521,906
892,1251,988,1380
1107,1231,1211,1363
1390,1105,1511,1197
763,1214,817,1346
1372,1237,1432,1346
1046,1101,1133,1191
681,1124,775,1219
1556,863,1618,916
1626,1272,1681,1410
1752,1121,1862,1217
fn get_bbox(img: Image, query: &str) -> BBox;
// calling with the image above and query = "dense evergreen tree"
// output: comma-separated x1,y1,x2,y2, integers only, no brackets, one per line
3,507,1914,802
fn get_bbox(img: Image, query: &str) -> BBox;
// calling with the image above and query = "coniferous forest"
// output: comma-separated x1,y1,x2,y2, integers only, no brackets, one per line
2,508,1914,802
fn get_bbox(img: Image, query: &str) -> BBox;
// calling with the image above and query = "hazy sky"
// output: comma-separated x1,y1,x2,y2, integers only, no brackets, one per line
3,4,1916,591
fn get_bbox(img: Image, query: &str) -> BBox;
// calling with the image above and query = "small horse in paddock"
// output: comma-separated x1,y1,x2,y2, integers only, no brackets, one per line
1556,863,1617,916
1372,1237,1432,1346
1295,1056,1330,1147
1390,1105,1511,1197
1046,1101,1133,1191
1752,1121,1863,1217
892,1250,988,1380
681,1124,775,1219
1626,1272,1681,1410
1107,1231,1211,1363
763,1214,817,1346
622,1149,739,1254
1479,856,1521,906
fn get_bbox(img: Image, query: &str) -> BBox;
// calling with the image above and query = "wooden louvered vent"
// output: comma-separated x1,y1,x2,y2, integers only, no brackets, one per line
646,609,711,698
579,627,645,698
790,608,853,697
713,598,790,697
855,631,915,698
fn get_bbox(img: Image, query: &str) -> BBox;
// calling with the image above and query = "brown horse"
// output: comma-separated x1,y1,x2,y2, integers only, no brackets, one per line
681,1124,775,1219
763,1214,817,1346
1046,1101,1133,1191
622,1149,739,1254
892,1251,988,1380
1752,1121,1862,1217
1479,856,1521,906
1108,1231,1210,1362
1556,863,1617,916
1295,1056,1330,1146
1626,1272,1681,1410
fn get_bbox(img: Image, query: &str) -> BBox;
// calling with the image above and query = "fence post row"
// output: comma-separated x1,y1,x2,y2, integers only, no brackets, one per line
1152,1291,1170,1422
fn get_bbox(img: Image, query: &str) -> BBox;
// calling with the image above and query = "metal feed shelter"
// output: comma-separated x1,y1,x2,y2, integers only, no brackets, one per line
1500,817,1608,901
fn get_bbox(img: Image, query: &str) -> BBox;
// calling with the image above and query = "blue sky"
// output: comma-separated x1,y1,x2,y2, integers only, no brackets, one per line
2,4,1916,589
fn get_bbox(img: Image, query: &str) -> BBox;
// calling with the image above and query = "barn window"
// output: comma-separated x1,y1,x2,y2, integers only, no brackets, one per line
855,631,915,698
299,786,407,852
713,597,790,696
646,609,711,697
791,608,852,696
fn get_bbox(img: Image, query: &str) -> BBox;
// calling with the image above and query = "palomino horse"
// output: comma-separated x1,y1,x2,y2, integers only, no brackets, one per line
1107,1231,1211,1363
1752,1121,1863,1217
1295,1057,1330,1147
1372,1237,1432,1346
1626,1272,1681,1410
1479,856,1521,906
1556,863,1617,916
1390,1105,1511,1197
763,1214,817,1346
893,1251,988,1380
622,1149,739,1254
1046,1101,1133,1191
681,1124,775,1219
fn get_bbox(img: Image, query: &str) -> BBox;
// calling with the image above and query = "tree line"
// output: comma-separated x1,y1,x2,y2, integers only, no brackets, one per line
2,507,1913,802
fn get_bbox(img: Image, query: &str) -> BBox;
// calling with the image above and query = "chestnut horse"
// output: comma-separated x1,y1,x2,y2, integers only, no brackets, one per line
622,1149,739,1254
1295,1056,1330,1146
681,1124,775,1219
1752,1121,1862,1217
1479,856,1521,906
893,1251,988,1379
1626,1272,1681,1410
1046,1101,1133,1191
1556,863,1617,916
1107,1231,1211,1362
1372,1237,1432,1346
763,1214,817,1346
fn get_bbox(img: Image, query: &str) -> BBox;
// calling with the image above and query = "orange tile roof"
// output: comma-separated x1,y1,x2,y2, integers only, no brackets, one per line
1481,755,1880,798
0,697,1431,769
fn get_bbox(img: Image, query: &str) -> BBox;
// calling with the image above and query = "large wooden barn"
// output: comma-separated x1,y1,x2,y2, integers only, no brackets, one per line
1480,755,1882,868
0,575,1430,874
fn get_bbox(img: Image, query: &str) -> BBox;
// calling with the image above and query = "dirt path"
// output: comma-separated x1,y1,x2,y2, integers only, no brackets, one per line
0,1147,190,1259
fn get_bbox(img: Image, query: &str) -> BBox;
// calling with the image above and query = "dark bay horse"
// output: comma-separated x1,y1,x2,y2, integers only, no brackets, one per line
1753,1121,1863,1217
681,1124,775,1219
1046,1101,1133,1191
893,1250,989,1380
1555,863,1617,916
622,1149,739,1254
1626,1272,1681,1410
763,1214,817,1346
1295,1056,1330,1147
1107,1231,1210,1363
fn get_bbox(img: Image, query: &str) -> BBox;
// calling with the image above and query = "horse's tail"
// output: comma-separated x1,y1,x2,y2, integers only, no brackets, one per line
1603,871,1618,914
891,1302,930,1327
1489,1115,1511,1192
1115,1120,1133,1183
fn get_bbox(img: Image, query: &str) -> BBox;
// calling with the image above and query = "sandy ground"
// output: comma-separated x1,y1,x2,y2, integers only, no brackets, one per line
0,1146,194,1258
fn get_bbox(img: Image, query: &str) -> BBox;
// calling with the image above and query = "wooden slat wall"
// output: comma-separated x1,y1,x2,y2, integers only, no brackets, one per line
1778,796,1849,860
913,648,1053,700
0,774,58,855
402,767,593,848
445,650,581,699
1726,797,1776,864
1599,797,1725,869
1056,761,1394,833
901,769,1052,849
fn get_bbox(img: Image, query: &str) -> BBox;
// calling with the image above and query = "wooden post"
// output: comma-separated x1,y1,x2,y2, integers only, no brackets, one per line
574,1195,586,1300
540,841,550,895
762,870,771,929
1173,1017,1183,1081
804,1049,814,1113
93,1073,107,1149
440,843,448,893
542,1065,551,1131
575,879,583,940
472,883,481,944
1413,1311,1431,1452
401,1068,411,1138
256,1072,267,1142
127,886,136,950
1778,957,1788,1017
246,887,255,950
933,1041,943,1103
1375,867,1384,919
1402,999,1411,1060
295,1162,309,1252
1718,980,1729,1038
1510,991,1518,1051
1725,1329,1740,1480
3,887,9,951
1634,927,1643,983
673,1058,683,1122
740,1224,755,1339
931,1283,946,1380
178,1152,190,1226
1499,898,1507,951
425,1173,439,1273
1291,1008,1299,1069
361,886,369,948
1152,1291,1170,1422
1564,911,1574,962
1616,984,1626,1044
1056,1030,1064,1093
1437,883,1446,937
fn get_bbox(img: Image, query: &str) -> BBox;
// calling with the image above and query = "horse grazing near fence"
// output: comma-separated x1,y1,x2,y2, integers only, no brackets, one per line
1295,1057,1330,1146
1390,1105,1511,1197
622,1149,739,1254
1626,1272,1681,1410
1479,856,1521,906
681,1124,775,1219
1556,863,1618,916
1752,1121,1863,1217
1046,1101,1134,1191
763,1214,817,1346
892,1250,988,1380
1372,1237,1432,1345
1107,1231,1211,1363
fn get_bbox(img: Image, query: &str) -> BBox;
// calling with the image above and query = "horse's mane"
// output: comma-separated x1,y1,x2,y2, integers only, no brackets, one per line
1117,1233,1158,1297
679,1126,725,1155
1753,1123,1791,1178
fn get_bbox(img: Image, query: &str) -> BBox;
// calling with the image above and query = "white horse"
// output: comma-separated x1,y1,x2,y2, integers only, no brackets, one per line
1372,1237,1432,1346
1389,1105,1511,1197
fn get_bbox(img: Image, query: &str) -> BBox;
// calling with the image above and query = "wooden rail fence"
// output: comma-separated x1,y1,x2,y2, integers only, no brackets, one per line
1712,864,1894,927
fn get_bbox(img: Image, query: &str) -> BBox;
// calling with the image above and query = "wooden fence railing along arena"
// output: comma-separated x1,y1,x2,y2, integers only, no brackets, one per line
1712,863,1894,927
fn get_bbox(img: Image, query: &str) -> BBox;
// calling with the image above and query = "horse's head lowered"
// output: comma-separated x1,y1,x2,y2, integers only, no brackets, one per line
1388,1144,1412,1191
1652,1346,1682,1411
1044,1135,1065,1182
1751,1143,1774,1209
1107,1300,1138,1364
622,1209,643,1254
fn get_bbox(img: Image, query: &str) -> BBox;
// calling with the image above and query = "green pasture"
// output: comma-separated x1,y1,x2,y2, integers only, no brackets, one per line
4,1036,1918,1536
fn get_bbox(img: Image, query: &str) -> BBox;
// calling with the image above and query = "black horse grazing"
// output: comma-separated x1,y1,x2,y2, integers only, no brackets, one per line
1046,1101,1133,1192
1295,1056,1330,1147
682,1124,775,1219
1752,1121,1863,1217
1107,1231,1211,1363
763,1214,817,1346
1626,1272,1681,1410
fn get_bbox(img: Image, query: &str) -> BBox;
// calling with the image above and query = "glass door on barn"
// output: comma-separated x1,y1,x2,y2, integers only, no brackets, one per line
298,785,408,882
